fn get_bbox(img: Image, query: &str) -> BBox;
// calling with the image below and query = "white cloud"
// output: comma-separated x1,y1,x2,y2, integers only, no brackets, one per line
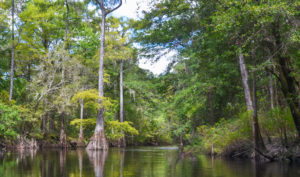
138,50,177,76
112,0,150,19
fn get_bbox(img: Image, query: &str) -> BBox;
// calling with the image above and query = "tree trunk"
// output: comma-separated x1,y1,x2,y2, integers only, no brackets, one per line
87,11,108,150
272,22,300,138
252,70,266,160
48,110,55,133
120,60,124,123
41,112,48,138
238,51,253,111
64,0,69,49
239,49,265,159
119,60,126,147
59,111,67,148
78,99,85,147
269,73,275,109
79,100,84,139
9,0,15,102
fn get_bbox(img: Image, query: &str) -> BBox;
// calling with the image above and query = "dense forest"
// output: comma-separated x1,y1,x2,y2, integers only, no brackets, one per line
0,0,300,161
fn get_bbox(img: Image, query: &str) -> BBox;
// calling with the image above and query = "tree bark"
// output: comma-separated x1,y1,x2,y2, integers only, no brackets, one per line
119,60,126,147
59,111,67,148
239,49,265,159
238,51,253,111
79,100,84,139
64,0,69,49
78,99,85,147
48,110,55,133
252,70,266,160
87,0,122,150
269,73,275,109
41,112,48,138
87,11,108,150
120,60,124,123
9,0,15,102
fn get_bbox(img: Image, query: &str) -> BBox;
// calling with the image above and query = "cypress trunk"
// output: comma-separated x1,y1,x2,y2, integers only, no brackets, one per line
59,111,67,148
78,99,85,147
87,11,108,150
9,0,15,102
119,60,126,147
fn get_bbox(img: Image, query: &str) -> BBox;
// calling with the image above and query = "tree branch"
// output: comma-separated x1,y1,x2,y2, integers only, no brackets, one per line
106,0,122,15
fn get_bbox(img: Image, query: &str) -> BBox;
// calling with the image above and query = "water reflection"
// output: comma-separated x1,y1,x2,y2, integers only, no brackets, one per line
0,147,300,177
77,149,83,177
87,150,108,177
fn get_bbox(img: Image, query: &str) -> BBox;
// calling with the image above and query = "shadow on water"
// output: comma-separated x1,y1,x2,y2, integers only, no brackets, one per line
0,147,300,177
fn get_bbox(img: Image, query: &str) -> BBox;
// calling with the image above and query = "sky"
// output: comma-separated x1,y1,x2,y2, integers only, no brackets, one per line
112,0,174,75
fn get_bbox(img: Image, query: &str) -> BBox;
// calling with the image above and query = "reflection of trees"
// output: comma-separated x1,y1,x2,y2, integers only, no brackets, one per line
87,150,108,177
119,149,125,177
17,149,37,161
41,152,46,177
77,149,83,177
59,149,67,177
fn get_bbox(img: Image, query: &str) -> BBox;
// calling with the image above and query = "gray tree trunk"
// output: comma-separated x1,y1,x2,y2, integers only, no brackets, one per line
9,0,15,102
119,60,126,147
79,100,84,139
87,11,108,150
59,111,67,148
120,60,124,123
238,51,253,111
64,0,69,49
87,0,122,150
77,99,85,147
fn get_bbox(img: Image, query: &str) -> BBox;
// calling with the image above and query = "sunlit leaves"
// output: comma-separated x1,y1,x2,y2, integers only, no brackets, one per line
70,118,138,141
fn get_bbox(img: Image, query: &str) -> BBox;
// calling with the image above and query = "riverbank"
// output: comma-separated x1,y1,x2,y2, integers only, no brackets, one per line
182,111,300,162
184,137,300,162
0,136,173,152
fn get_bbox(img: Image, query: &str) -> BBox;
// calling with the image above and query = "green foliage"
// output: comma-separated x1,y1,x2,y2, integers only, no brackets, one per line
0,103,21,139
0,90,10,104
105,120,139,141
71,89,100,103
1,0,299,148
197,112,251,154
70,118,138,141
260,107,296,138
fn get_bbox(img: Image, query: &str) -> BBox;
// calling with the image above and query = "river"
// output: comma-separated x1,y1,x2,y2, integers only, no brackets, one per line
0,146,299,177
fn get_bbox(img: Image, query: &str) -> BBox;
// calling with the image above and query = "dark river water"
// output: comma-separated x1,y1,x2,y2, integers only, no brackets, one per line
0,146,299,177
